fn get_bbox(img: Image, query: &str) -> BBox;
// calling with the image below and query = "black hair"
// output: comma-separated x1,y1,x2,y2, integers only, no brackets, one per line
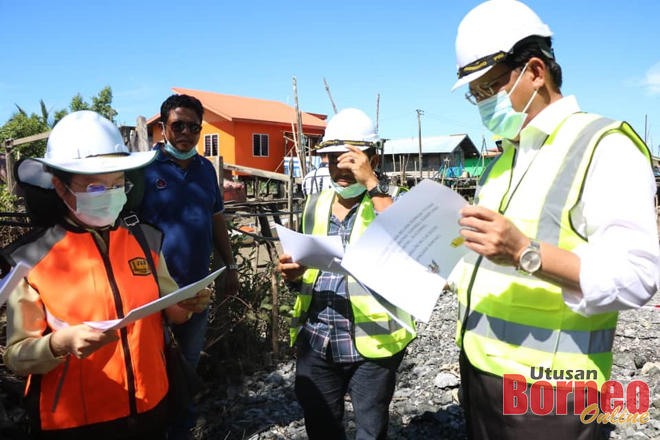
160,94,204,125
49,167,72,185
504,36,563,90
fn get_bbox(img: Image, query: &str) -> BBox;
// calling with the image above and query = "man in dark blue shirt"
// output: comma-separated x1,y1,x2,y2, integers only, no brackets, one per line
139,94,239,440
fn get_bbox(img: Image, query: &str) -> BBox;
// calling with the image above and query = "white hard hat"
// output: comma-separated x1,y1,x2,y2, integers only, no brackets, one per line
451,0,553,91
316,108,380,153
17,111,157,188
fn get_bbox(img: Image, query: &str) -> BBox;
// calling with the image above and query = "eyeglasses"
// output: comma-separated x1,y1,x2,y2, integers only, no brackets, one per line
70,180,134,194
168,121,202,134
465,68,515,105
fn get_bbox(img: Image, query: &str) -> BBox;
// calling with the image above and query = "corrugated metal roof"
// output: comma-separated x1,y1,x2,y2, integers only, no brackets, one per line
383,135,472,155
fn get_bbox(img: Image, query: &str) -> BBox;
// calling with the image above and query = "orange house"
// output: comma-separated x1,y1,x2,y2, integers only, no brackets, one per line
147,87,327,176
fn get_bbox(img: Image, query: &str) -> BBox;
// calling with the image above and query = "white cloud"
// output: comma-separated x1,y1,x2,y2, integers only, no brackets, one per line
641,62,660,95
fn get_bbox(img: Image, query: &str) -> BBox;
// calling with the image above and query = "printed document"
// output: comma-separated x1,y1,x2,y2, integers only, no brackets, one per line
86,267,225,332
0,261,32,307
275,224,348,275
342,180,469,321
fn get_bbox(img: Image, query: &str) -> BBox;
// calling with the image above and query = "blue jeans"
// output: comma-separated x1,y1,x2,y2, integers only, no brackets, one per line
294,339,405,440
168,307,209,440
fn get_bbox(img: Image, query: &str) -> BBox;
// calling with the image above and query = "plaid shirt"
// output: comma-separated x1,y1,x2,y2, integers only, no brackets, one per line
300,201,364,363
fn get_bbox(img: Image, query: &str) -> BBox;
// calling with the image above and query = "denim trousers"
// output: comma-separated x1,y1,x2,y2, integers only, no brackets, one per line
167,307,209,440
294,339,405,440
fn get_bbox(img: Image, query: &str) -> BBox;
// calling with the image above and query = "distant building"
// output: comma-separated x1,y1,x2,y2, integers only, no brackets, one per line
147,87,327,176
383,134,497,178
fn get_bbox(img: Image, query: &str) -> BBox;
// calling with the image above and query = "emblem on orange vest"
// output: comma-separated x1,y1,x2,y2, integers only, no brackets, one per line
129,258,151,276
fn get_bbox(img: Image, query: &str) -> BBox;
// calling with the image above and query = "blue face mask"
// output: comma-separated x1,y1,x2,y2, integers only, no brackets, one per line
477,64,537,140
162,131,198,160
330,179,366,199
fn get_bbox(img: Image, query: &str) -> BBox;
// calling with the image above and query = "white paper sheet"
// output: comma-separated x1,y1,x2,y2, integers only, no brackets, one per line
275,224,348,275
85,267,225,332
341,180,469,322
0,261,32,307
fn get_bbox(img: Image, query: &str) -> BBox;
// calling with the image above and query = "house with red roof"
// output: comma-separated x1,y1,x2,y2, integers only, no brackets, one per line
147,87,327,175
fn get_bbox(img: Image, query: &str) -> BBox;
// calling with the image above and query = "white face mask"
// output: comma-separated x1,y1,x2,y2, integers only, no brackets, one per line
64,187,127,227
477,63,537,140
330,179,366,199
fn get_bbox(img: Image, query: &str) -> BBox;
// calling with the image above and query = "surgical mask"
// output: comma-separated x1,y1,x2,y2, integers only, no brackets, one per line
64,187,127,227
162,134,197,160
477,64,538,140
330,179,366,199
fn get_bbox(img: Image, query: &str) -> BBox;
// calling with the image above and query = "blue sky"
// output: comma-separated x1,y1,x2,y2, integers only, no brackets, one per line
1,0,659,154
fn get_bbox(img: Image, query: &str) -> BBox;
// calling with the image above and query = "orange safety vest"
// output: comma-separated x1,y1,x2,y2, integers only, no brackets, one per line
8,220,168,431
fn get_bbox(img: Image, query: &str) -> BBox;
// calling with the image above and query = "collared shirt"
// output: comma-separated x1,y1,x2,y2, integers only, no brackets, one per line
139,146,223,287
504,96,660,316
302,163,332,197
301,200,364,363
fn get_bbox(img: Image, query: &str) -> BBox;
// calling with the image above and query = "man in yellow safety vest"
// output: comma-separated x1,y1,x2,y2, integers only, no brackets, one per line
449,1,660,438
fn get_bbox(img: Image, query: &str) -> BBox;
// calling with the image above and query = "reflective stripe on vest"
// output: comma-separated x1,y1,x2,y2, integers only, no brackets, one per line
291,187,416,358
456,113,651,388
458,303,616,355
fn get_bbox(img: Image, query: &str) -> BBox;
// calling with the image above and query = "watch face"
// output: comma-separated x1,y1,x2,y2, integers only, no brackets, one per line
378,182,389,194
520,249,542,273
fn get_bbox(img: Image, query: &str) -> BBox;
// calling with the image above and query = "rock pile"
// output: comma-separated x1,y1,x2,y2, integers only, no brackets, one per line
193,292,660,440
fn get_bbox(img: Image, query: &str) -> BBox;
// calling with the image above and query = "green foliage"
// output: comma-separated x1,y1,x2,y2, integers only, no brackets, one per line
0,111,49,157
0,87,119,158
207,221,297,362
69,86,117,122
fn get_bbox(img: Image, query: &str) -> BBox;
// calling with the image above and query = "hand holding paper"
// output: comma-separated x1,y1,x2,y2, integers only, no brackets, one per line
85,268,225,332
275,224,348,275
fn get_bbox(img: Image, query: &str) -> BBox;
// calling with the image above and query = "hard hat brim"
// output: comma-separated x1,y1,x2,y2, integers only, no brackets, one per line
23,150,158,179
451,65,494,92
316,144,373,154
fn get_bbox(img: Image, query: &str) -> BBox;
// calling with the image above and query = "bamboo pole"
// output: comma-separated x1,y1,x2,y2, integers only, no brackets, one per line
292,77,308,176
324,77,338,115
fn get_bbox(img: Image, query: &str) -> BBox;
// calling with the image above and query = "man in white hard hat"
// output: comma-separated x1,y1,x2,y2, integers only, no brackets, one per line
2,111,209,439
450,1,659,438
278,108,416,440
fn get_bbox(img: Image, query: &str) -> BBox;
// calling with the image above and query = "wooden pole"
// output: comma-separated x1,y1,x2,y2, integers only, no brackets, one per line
4,139,16,196
375,94,380,132
287,157,294,230
292,77,308,176
136,116,149,152
416,109,423,179
323,77,338,115
218,156,225,200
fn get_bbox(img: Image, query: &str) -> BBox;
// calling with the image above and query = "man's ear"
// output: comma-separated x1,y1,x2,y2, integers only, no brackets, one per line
527,57,546,90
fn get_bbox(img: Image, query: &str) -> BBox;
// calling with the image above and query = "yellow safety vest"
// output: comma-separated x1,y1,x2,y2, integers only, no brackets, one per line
455,113,651,388
290,187,416,358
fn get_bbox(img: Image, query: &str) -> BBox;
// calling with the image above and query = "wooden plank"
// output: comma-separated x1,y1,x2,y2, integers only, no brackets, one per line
11,131,51,146
223,162,290,182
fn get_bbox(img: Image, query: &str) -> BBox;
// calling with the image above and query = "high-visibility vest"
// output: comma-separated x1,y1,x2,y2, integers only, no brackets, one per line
290,187,416,358
454,113,651,389
8,220,168,431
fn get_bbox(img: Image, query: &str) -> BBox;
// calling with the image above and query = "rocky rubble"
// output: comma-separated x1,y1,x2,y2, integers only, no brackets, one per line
192,292,660,440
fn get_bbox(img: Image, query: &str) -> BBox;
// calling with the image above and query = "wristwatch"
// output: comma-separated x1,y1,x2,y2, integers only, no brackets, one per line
368,181,390,198
228,263,239,271
517,239,542,275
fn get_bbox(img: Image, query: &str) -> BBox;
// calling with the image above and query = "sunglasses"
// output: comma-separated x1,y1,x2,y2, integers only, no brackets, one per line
69,180,134,194
167,121,202,134
465,67,516,105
